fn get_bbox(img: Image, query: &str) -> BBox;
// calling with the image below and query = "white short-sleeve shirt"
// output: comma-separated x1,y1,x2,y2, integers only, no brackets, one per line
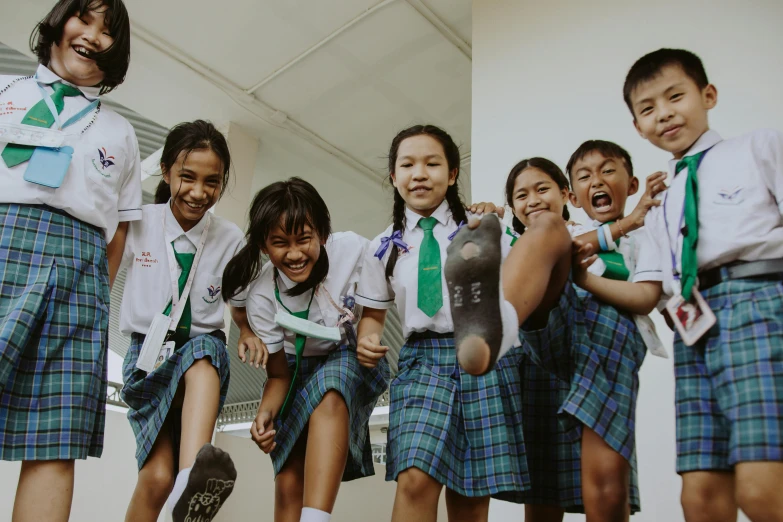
643,129,783,296
119,203,246,337
245,231,369,357
0,65,142,241
356,200,517,339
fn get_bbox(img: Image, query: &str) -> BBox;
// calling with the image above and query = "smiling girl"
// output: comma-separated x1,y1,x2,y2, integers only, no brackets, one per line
0,1,140,520
119,121,260,522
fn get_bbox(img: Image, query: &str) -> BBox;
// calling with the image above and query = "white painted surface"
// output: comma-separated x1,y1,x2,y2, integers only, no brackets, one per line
473,1,782,520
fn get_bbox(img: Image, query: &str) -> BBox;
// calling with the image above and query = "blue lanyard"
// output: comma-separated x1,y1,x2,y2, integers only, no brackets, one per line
662,149,710,284
35,81,100,131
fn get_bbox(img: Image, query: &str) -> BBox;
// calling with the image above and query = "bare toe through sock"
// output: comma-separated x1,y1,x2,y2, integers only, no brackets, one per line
172,443,237,522
445,214,503,376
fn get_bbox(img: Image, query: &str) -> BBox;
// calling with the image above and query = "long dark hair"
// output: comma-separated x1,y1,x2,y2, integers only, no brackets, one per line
30,0,131,94
222,177,332,301
384,124,467,278
154,120,231,205
505,157,570,235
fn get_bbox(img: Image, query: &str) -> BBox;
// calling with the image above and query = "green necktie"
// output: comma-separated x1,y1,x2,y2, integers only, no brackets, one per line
162,245,195,345
417,216,443,317
1,82,83,167
597,221,630,281
675,151,705,300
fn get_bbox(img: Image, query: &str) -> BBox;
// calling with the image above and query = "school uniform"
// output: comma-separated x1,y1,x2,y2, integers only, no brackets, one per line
0,65,142,461
638,129,783,473
246,231,388,481
356,201,529,498
119,203,245,469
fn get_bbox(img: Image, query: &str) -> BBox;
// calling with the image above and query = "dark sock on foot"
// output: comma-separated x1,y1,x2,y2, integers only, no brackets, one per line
172,443,237,522
445,213,503,376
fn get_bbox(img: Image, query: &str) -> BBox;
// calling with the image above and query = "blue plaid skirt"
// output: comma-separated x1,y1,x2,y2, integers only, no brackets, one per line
0,204,109,461
387,332,529,498
520,282,642,512
271,344,389,481
122,331,230,470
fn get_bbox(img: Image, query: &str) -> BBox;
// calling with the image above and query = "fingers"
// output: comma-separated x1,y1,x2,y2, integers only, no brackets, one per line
467,215,481,230
645,171,668,198
581,254,598,268
494,207,505,219
357,333,389,369
238,343,247,363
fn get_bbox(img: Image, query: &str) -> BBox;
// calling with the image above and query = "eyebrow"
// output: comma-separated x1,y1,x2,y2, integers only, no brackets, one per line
398,154,444,162
634,81,687,107
515,180,551,193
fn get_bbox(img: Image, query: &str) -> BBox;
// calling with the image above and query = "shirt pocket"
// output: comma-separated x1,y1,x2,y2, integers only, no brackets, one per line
711,185,745,206
83,144,125,195
191,273,224,323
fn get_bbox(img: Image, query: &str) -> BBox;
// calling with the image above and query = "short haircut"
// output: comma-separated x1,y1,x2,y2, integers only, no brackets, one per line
30,0,131,94
623,48,709,115
566,140,634,180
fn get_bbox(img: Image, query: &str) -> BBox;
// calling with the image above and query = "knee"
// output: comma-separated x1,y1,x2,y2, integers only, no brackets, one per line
396,468,441,504
275,469,304,505
736,480,782,521
583,472,628,515
681,483,728,522
138,464,175,504
313,391,348,418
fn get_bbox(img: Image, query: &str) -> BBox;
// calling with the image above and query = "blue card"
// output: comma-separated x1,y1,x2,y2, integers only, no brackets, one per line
23,146,74,188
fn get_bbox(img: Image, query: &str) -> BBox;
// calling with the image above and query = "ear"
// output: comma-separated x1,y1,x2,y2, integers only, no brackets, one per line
633,118,647,140
628,176,640,196
568,190,582,209
703,83,718,110
448,168,458,186
390,172,397,188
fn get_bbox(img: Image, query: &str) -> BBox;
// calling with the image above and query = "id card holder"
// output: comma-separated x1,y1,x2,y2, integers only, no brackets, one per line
137,313,172,373
153,341,176,371
665,289,716,346
23,146,73,188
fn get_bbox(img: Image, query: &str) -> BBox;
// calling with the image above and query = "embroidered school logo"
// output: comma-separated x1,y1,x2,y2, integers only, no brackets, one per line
203,285,221,304
91,148,115,178
715,186,743,205
98,147,115,169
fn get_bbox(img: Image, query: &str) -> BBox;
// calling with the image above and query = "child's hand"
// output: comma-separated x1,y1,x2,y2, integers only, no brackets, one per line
626,171,667,230
468,202,505,219
571,239,598,287
357,333,388,368
250,409,277,453
238,329,268,369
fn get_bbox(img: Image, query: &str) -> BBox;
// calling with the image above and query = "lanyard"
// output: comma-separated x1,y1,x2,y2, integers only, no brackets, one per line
34,80,99,132
164,206,211,330
662,149,710,287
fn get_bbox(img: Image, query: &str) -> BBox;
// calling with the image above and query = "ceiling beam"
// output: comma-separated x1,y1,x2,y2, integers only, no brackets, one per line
245,0,397,95
404,0,472,60
130,24,385,185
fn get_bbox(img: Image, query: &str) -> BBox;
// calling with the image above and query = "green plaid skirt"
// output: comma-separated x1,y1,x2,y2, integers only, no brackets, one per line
122,331,230,470
0,204,109,461
675,279,783,473
520,283,642,512
387,332,529,498
271,344,389,481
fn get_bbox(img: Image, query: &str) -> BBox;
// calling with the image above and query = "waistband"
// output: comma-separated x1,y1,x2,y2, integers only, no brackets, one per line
699,258,783,291
406,330,454,343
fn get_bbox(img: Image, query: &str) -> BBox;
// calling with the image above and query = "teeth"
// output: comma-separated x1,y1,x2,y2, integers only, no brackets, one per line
287,263,306,270
185,202,204,209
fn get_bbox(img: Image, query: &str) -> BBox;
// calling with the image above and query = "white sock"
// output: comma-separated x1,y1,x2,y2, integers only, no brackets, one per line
498,298,520,361
300,507,331,522
166,467,192,513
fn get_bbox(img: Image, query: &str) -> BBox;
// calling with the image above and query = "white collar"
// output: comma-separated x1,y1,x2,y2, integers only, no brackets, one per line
35,64,101,100
404,199,451,231
668,129,723,169
164,201,209,246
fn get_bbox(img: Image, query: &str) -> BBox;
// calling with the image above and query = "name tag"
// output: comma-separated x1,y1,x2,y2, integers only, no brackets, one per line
0,122,66,148
665,289,716,346
274,310,342,342
136,313,172,373
23,146,73,188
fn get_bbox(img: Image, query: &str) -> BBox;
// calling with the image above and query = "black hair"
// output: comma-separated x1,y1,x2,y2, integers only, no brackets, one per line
154,120,231,205
565,140,634,184
222,177,332,301
384,124,467,278
505,157,570,235
623,48,709,116
30,0,131,94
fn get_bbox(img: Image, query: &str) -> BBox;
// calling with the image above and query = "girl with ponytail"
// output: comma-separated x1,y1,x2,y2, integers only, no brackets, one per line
224,177,388,522
354,124,527,522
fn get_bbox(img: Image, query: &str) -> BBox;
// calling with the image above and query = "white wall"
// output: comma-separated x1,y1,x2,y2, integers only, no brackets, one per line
473,1,783,520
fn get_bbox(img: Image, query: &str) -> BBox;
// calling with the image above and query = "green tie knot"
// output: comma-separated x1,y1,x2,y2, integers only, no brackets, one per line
418,216,437,232
52,82,82,100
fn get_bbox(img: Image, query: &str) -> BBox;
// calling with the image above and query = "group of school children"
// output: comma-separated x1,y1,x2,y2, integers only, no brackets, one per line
1,1,782,522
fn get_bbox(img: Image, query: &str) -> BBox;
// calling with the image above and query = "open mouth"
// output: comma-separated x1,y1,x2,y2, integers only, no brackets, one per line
410,186,431,195
526,208,548,217
184,201,206,211
72,46,95,59
591,191,613,212
284,260,309,275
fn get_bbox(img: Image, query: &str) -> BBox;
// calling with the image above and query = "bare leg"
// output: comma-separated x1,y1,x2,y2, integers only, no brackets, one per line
735,462,783,522
302,390,350,513
392,468,443,522
275,431,307,522
525,504,565,522
12,460,75,522
680,470,736,522
124,422,176,522
445,489,489,522
179,358,220,468
581,427,630,522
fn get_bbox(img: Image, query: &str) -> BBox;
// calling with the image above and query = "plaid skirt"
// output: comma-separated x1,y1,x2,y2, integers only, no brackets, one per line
675,279,783,473
0,204,109,461
520,282,643,512
387,332,529,498
122,331,230,470
271,344,389,481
